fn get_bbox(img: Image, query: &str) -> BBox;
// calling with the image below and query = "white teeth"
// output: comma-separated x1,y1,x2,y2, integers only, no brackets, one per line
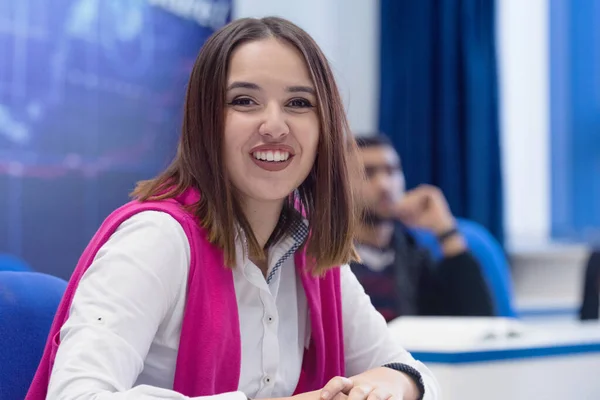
252,150,291,162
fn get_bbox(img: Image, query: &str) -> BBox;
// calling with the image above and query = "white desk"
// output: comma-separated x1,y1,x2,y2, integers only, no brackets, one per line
389,317,600,400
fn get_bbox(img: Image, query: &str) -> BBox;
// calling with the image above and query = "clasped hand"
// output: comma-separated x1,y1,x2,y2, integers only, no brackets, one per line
292,367,418,400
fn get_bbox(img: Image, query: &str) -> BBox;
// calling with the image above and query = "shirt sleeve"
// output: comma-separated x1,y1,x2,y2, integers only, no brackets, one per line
47,211,246,400
341,265,441,399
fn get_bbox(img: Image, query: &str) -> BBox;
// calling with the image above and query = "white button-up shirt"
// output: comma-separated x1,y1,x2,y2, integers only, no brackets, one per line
47,211,440,399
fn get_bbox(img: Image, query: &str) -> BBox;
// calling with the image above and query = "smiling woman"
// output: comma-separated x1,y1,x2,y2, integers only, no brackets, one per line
131,18,358,271
223,38,320,251
224,39,318,191
26,17,439,400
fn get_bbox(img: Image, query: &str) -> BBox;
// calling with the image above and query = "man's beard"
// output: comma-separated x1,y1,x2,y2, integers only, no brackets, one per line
361,208,394,226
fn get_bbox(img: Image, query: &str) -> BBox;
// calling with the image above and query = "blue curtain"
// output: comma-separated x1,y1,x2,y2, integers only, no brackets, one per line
550,0,600,244
379,0,504,243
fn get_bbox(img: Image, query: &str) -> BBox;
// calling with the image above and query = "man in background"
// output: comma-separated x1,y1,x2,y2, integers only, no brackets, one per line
352,135,494,321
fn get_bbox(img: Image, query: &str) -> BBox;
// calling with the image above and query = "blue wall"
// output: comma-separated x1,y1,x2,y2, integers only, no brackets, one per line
0,0,230,278
550,0,600,243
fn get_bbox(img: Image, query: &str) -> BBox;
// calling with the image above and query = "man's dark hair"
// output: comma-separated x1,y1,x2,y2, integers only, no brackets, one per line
354,134,394,149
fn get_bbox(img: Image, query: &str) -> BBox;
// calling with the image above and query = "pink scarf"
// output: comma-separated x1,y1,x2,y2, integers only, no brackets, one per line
26,189,344,398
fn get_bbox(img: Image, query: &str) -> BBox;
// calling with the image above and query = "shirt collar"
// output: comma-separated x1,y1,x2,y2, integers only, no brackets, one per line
234,208,309,284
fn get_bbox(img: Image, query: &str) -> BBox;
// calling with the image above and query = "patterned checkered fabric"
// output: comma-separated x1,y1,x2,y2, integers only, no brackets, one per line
265,210,309,284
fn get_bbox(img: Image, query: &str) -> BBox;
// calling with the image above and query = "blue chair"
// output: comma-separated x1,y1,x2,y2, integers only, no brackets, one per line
0,271,67,400
0,253,33,272
411,218,517,318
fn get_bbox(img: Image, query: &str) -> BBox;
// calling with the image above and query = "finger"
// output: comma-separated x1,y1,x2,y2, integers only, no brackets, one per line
396,200,424,217
415,184,440,196
415,185,446,208
347,385,374,400
321,376,354,400
396,197,427,222
399,190,430,211
366,388,393,400
331,393,350,400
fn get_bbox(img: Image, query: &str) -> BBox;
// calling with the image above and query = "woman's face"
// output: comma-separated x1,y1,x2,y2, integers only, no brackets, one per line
223,38,320,204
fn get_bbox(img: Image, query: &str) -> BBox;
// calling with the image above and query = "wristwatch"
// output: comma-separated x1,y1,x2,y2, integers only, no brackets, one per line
436,226,459,244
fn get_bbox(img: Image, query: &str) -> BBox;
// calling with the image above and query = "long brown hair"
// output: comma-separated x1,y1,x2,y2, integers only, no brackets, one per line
132,17,360,274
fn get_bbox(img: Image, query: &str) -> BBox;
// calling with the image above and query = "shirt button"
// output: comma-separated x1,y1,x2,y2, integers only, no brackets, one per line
264,376,272,385
266,315,274,324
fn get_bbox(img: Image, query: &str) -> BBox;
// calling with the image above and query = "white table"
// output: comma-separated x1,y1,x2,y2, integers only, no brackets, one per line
389,317,600,400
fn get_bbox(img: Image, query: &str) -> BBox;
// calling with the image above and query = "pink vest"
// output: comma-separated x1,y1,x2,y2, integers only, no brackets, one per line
26,189,344,398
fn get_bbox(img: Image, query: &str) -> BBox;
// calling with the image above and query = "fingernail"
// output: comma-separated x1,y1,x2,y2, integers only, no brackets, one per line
321,391,330,400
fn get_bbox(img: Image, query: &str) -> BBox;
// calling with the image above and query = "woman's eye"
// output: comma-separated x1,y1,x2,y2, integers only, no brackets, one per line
287,98,314,108
229,97,257,106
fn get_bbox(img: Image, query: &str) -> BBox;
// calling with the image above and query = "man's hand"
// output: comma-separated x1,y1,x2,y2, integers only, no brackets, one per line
395,184,466,256
317,368,420,400
394,185,454,234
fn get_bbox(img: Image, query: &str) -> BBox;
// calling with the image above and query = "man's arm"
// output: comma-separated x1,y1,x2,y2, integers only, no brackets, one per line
415,242,494,316
436,249,495,316
395,185,494,316
434,226,494,315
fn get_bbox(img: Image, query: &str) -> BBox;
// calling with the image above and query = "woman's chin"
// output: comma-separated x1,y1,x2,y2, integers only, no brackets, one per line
232,173,306,204
255,192,293,203
241,186,296,203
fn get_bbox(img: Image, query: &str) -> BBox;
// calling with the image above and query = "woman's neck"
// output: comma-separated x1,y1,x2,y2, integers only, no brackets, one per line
240,197,285,277
240,197,285,250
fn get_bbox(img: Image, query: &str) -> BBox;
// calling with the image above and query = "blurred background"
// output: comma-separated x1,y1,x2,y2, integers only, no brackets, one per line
2,0,598,319
0,0,229,278
1,0,600,398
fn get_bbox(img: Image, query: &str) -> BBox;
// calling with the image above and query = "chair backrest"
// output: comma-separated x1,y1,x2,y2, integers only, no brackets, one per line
0,253,33,272
0,271,67,400
410,218,517,317
580,250,600,320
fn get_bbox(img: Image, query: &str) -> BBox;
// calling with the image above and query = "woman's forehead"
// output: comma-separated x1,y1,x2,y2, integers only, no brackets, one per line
227,38,314,88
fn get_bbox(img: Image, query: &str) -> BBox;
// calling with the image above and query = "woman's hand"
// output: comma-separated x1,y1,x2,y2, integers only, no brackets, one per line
291,383,350,400
288,377,351,400
319,368,420,400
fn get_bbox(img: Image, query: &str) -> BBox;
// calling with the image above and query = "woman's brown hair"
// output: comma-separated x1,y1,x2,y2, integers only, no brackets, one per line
132,17,360,274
